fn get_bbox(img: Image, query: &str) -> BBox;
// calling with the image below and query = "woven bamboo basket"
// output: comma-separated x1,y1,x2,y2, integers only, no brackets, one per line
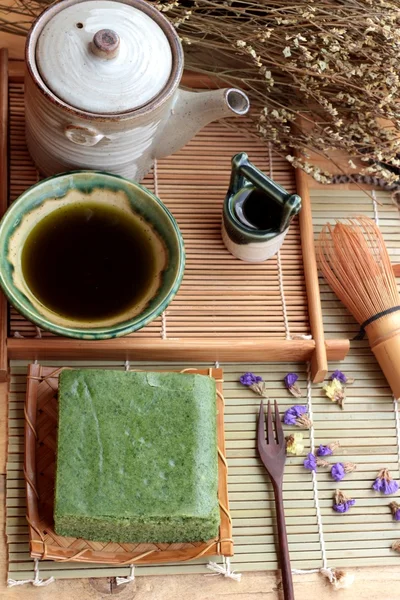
24,364,232,564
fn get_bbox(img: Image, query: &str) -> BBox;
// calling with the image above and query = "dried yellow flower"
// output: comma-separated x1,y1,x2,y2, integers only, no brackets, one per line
285,432,305,456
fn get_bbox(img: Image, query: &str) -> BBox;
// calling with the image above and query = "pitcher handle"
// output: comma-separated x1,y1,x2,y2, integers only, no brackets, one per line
228,152,301,232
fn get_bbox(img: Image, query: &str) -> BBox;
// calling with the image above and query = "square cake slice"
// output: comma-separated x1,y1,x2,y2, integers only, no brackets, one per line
54,369,220,543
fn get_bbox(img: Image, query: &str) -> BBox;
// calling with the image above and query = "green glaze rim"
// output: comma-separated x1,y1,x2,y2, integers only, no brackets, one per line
0,171,185,340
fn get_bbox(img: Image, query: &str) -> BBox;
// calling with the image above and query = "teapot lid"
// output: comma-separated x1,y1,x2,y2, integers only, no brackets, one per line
35,0,174,114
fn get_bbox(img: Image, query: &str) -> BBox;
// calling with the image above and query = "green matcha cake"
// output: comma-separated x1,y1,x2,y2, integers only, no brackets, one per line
54,369,220,543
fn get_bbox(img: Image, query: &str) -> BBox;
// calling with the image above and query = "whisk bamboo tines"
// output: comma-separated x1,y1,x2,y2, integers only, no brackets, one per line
317,216,400,398
317,217,399,324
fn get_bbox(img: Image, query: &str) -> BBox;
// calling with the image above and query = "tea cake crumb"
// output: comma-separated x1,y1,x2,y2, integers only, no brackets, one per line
54,369,220,543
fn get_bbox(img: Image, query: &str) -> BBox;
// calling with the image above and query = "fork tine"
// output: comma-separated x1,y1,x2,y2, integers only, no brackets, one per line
274,400,284,446
266,400,274,444
257,400,267,450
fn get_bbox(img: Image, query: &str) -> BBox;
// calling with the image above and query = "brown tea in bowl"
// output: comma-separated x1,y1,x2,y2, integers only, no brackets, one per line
22,202,161,322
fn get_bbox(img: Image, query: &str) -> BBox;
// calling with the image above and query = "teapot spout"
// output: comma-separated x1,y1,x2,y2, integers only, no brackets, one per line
154,88,250,160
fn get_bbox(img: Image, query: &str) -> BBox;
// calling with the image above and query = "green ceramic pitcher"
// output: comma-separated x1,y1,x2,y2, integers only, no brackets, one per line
222,152,302,262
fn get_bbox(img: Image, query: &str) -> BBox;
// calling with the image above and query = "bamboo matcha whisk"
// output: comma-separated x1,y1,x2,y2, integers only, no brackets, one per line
316,216,400,398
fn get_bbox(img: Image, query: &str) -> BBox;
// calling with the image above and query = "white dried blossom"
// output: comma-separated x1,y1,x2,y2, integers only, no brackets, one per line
155,1,179,12
283,47,292,58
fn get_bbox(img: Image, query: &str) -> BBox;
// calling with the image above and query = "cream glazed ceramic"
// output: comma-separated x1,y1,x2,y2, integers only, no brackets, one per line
25,0,250,181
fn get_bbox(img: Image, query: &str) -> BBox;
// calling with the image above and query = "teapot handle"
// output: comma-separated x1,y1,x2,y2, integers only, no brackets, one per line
228,152,301,232
64,124,104,147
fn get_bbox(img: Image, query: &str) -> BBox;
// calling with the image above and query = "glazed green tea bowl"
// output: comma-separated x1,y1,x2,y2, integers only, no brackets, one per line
0,171,185,339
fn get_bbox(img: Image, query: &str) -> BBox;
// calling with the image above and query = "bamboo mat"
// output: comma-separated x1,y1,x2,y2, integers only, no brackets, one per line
7,353,400,580
9,81,309,341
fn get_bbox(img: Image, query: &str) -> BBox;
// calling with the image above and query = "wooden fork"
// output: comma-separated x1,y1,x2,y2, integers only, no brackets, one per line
257,400,294,600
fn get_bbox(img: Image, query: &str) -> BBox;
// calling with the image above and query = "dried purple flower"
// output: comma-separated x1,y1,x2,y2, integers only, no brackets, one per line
303,454,329,472
284,372,302,397
283,411,297,426
332,502,348,513
240,372,263,386
283,405,307,422
239,372,268,397
383,479,399,495
303,453,317,472
284,372,298,387
331,463,346,481
330,370,347,383
389,501,400,522
333,490,356,513
317,444,333,457
316,440,340,456
373,468,399,495
283,405,312,428
330,370,354,385
331,462,356,482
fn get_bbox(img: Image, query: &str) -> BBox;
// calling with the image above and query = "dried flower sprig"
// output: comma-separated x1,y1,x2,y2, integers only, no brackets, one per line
333,490,356,513
283,405,312,428
389,501,400,522
316,441,340,456
239,372,268,398
284,373,302,397
321,569,355,590
330,370,354,385
6,2,400,185
323,371,355,408
303,453,330,472
331,462,357,482
392,540,400,553
323,378,346,408
285,432,304,456
372,469,399,495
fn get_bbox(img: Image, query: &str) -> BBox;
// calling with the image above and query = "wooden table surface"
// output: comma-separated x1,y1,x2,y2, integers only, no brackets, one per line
0,22,399,600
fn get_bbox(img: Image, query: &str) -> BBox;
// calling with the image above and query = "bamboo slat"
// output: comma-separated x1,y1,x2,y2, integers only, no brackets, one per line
296,167,327,383
6,337,349,362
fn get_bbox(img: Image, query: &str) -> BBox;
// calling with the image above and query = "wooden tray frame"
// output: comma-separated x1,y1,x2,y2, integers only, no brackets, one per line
0,49,350,381
24,364,232,564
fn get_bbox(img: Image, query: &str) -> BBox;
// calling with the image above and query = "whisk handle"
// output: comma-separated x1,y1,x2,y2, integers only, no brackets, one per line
366,313,400,398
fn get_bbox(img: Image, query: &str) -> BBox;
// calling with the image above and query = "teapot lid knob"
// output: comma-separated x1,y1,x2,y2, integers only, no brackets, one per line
91,29,120,60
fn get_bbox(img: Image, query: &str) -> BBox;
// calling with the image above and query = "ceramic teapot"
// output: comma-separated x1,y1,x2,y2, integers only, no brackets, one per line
25,0,250,181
